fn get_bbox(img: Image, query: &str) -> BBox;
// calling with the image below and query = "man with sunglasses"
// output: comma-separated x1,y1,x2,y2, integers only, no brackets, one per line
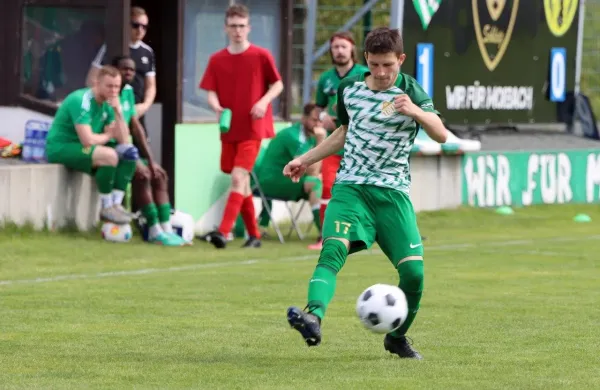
88,7,156,131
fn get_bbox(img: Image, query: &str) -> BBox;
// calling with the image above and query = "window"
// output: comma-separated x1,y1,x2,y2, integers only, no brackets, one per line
182,0,282,122
21,6,105,104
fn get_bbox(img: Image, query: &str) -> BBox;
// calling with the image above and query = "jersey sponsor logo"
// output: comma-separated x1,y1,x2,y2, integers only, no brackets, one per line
323,79,336,96
123,101,130,112
381,101,396,117
472,0,519,72
544,0,578,37
409,243,423,249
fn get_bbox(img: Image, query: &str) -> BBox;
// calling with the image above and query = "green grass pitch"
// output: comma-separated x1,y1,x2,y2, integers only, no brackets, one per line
1,204,599,389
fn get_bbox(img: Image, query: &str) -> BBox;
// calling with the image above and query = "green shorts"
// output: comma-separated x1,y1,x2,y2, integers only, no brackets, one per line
323,184,423,263
46,142,96,174
257,174,307,201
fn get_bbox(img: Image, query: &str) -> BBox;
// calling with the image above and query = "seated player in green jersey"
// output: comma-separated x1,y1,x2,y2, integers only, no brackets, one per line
112,55,185,246
46,65,139,225
283,27,448,359
254,103,327,239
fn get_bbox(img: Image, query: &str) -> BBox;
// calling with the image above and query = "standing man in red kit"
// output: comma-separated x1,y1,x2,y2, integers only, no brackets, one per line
199,4,284,249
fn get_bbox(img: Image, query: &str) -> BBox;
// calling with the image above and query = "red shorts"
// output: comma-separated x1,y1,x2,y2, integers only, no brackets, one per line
220,140,261,174
321,154,342,199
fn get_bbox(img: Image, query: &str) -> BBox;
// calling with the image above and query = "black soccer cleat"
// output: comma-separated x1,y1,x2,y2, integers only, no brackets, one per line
287,306,322,346
242,236,262,248
384,334,423,360
205,231,227,249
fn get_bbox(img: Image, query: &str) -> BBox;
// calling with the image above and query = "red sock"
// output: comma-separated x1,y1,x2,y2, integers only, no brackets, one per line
219,192,244,235
241,195,260,238
319,203,327,232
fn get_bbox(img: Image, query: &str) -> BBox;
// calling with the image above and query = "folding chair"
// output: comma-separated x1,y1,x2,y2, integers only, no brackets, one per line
250,170,311,244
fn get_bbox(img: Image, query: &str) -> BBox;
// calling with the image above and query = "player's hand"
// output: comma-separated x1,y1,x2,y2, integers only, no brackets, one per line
134,161,152,181
135,103,149,117
250,99,268,119
312,126,327,141
394,94,422,118
108,97,122,114
283,158,307,183
151,163,167,180
104,123,118,138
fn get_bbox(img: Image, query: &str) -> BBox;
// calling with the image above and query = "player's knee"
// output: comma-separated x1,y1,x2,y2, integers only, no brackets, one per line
93,146,118,167
397,259,424,293
151,173,168,190
317,238,349,274
304,176,323,198
230,168,248,190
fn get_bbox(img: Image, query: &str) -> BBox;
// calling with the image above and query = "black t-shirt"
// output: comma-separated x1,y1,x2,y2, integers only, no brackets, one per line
92,41,156,104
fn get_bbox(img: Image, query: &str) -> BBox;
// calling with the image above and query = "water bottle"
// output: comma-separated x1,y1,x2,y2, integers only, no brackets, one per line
32,130,42,162
21,128,35,162
32,130,48,162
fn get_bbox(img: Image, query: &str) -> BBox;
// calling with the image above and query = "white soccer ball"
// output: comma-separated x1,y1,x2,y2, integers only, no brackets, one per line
356,284,409,334
101,222,132,243
170,210,195,243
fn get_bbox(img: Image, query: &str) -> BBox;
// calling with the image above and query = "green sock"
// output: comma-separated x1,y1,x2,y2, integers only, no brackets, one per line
157,203,172,223
390,260,424,337
311,206,321,233
307,239,348,319
258,199,272,228
142,203,159,227
113,159,137,191
95,166,116,194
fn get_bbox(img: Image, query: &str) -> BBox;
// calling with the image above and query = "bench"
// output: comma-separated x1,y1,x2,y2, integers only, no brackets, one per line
0,160,100,231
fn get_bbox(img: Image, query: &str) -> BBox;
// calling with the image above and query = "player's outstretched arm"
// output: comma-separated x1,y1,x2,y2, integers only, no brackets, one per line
283,126,346,182
300,125,347,166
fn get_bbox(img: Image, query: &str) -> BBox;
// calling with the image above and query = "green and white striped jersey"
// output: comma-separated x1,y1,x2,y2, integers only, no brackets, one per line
335,72,439,194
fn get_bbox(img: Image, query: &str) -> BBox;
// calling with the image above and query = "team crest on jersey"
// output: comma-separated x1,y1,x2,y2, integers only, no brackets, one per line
123,101,130,112
381,101,395,116
102,112,107,120
324,79,336,96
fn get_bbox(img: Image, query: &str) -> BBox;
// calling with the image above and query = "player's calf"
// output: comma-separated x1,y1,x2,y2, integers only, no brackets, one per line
287,306,322,347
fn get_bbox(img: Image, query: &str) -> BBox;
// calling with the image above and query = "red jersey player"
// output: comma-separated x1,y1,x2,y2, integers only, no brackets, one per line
199,4,283,249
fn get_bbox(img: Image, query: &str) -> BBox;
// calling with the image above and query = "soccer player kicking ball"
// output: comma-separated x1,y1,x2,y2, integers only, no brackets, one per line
284,27,448,360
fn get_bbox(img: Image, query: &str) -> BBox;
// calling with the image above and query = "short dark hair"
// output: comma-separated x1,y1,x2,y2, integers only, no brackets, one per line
225,4,249,22
303,103,319,117
364,27,404,56
111,55,132,67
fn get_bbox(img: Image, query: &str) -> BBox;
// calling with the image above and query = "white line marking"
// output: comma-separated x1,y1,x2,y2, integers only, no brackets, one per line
1,235,598,287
